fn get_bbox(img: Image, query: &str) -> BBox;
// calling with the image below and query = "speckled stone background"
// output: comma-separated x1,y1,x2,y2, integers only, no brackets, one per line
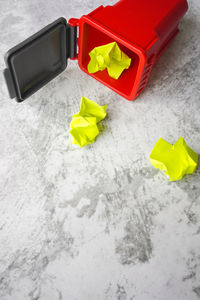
0,0,200,299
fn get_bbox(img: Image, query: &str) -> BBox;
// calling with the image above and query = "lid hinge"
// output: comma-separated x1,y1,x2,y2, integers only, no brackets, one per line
68,18,79,60
68,25,78,59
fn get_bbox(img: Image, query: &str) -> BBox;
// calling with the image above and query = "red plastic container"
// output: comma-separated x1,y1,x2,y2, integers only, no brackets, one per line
4,0,188,102
72,0,188,100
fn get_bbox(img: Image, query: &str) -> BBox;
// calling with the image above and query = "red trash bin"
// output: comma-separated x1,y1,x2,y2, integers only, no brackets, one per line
4,0,188,102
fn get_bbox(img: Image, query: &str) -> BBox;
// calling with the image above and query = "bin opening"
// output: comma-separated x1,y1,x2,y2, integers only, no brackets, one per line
79,22,140,99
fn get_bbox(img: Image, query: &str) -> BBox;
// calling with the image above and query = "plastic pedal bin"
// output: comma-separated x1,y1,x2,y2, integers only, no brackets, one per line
3,0,188,102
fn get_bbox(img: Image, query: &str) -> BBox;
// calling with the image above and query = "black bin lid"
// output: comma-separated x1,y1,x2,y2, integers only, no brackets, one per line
4,17,77,102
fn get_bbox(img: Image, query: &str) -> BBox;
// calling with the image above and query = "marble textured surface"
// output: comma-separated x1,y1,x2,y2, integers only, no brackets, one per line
0,0,200,299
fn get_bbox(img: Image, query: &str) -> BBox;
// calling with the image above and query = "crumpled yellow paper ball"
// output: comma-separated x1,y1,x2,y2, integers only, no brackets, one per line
150,137,198,181
70,97,107,147
88,42,131,80
73,96,107,123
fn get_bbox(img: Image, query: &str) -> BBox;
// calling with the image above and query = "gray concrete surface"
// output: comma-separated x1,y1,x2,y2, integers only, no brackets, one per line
0,0,200,299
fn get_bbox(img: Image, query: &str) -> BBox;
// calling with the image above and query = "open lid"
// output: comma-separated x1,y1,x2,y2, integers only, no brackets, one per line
3,17,77,102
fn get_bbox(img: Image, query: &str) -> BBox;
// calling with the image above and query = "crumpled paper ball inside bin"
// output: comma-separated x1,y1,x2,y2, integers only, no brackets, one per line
88,42,131,79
